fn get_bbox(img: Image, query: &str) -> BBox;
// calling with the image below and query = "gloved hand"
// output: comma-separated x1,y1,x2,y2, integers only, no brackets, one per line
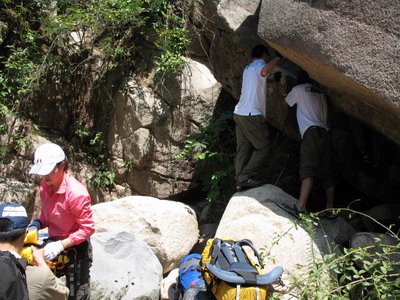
44,241,64,261
28,220,41,231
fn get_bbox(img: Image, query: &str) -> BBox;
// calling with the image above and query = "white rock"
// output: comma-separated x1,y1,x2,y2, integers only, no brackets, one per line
92,196,199,273
90,231,162,300
216,184,337,293
160,268,179,300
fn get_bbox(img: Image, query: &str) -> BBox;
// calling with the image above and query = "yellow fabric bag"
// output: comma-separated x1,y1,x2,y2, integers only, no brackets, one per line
20,229,38,265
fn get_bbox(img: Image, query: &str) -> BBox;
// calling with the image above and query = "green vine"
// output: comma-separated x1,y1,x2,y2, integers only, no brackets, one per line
263,208,400,300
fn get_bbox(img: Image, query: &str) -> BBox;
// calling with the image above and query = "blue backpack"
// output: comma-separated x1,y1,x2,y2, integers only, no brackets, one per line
177,253,215,300
178,253,205,292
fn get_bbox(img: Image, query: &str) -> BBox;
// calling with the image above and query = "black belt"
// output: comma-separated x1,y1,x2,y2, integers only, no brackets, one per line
308,126,327,131
307,126,328,138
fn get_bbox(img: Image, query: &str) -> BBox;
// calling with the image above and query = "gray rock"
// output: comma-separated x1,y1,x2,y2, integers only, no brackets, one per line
318,215,357,245
258,0,400,144
107,59,221,198
350,232,400,273
361,204,400,232
92,196,199,273
90,231,162,300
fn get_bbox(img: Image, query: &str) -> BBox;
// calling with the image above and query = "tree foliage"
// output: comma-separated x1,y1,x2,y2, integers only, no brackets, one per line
0,0,194,184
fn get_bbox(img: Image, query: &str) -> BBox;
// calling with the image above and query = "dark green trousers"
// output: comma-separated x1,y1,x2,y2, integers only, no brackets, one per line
234,114,269,182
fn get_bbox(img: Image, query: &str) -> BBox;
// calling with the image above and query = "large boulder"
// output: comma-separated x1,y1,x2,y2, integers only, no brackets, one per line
91,231,163,300
360,204,400,232
258,0,400,144
200,0,400,207
203,0,400,146
318,215,357,245
350,232,400,274
207,0,264,101
92,196,199,273
107,58,221,199
215,184,338,290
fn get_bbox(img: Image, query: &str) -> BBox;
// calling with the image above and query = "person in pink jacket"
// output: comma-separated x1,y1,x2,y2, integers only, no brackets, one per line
29,143,95,300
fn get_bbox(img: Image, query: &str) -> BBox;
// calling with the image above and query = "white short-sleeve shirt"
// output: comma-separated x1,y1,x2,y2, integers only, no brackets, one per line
234,59,267,117
285,83,329,138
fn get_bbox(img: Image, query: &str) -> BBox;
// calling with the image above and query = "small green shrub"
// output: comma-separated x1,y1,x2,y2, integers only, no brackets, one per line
176,112,236,202
72,123,115,189
87,170,115,188
265,209,400,300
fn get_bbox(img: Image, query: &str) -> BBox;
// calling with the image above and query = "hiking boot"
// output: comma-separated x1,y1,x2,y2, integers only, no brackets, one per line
277,203,308,219
317,210,340,219
236,178,263,188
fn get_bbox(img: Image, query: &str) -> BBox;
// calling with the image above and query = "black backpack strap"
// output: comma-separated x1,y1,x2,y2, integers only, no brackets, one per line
220,241,236,265
230,241,259,284
236,239,259,259
179,257,201,273
16,257,28,279
210,239,222,264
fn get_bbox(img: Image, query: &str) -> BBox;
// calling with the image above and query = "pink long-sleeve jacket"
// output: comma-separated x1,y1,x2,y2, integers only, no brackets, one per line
38,172,95,245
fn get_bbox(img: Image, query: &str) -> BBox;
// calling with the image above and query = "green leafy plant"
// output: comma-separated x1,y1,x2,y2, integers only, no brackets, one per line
0,105,33,166
150,0,194,74
265,209,400,300
154,19,190,73
0,45,39,109
1,0,193,114
11,132,32,152
87,170,115,188
176,112,236,202
72,123,115,188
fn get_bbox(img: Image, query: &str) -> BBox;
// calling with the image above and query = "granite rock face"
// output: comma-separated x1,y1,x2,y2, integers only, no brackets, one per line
258,0,400,144
107,58,221,199
90,231,163,300
92,196,199,274
201,0,399,144
195,0,400,204
198,0,400,144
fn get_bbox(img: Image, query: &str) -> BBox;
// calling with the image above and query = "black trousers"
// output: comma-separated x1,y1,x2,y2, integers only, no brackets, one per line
63,240,93,300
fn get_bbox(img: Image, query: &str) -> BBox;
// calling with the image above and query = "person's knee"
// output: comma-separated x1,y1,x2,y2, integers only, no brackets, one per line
300,166,316,180
252,142,269,152
323,182,336,190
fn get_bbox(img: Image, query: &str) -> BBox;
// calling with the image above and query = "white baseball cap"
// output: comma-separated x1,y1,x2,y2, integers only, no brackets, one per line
29,143,66,176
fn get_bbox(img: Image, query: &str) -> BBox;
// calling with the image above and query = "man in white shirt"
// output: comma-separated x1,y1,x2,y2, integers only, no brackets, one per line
280,71,336,218
234,45,282,190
